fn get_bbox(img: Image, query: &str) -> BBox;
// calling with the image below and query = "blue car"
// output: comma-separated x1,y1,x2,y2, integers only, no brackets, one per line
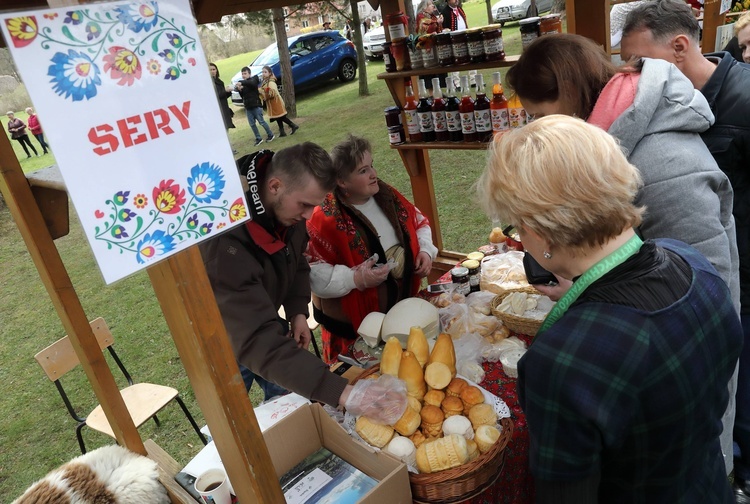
231,30,357,104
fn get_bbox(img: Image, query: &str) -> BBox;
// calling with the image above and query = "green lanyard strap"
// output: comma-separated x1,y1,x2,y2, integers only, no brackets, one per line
538,233,644,334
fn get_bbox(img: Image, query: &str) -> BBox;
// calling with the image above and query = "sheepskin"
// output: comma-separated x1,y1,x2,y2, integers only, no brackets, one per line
13,445,169,503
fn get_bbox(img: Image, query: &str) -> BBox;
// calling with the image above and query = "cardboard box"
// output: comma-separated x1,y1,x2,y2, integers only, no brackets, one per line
263,403,412,503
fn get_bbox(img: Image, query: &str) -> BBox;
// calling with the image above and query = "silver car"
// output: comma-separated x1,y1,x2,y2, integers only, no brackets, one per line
362,26,386,59
492,0,553,24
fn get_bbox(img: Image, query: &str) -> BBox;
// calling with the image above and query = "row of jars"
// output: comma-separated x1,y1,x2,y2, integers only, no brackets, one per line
384,25,506,73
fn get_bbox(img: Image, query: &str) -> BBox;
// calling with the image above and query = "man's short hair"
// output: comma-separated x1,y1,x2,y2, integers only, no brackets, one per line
241,66,251,74
622,0,700,44
330,135,372,182
268,142,337,192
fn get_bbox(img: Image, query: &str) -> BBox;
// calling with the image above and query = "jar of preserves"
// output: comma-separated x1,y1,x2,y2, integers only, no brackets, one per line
540,13,562,35
419,34,438,68
391,37,411,71
482,24,505,61
384,106,402,127
466,28,485,63
461,259,481,293
435,31,454,66
409,42,424,69
450,266,471,296
519,17,541,51
383,41,396,72
450,30,469,65
387,124,406,145
385,11,408,40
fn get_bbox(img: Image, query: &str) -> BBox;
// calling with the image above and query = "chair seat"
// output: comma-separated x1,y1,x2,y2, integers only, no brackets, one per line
85,383,179,438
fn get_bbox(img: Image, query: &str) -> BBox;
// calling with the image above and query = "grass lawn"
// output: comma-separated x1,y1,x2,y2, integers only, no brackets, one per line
0,9,514,498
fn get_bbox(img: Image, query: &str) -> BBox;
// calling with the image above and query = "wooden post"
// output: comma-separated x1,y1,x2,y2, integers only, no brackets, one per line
702,0,723,54
148,249,285,504
565,0,610,50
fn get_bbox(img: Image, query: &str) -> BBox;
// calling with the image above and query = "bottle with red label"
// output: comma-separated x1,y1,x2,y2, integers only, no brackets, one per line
474,73,492,143
403,78,421,142
490,72,509,136
431,78,449,142
459,75,477,143
445,78,463,142
417,79,435,142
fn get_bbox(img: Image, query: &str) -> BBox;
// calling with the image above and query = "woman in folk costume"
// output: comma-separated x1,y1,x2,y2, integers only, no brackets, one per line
306,135,438,364
260,65,299,137
416,0,443,34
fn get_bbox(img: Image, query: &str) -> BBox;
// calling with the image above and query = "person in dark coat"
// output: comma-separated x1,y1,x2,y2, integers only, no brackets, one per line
209,63,235,131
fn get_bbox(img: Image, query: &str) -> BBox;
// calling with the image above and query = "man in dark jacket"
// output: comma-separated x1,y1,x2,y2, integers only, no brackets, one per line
235,66,274,146
622,0,750,496
440,0,467,31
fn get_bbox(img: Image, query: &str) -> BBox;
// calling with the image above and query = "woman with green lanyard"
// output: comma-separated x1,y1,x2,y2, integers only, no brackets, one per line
478,115,742,503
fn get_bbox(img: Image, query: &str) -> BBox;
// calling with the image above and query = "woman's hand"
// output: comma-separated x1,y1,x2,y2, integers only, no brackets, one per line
353,256,390,290
290,313,312,350
533,275,573,301
414,251,433,277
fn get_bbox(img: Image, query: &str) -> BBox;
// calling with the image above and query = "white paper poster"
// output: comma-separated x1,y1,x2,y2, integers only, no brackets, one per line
1,0,249,284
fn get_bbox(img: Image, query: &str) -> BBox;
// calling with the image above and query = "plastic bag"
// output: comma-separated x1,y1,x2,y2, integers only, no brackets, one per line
344,373,407,425
454,332,491,383
439,302,470,339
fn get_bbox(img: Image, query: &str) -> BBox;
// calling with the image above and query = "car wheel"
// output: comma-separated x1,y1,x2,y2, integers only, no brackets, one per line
526,4,539,17
338,59,357,82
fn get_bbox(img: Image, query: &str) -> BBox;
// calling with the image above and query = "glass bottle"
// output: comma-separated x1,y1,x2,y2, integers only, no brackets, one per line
431,78,449,142
508,93,527,129
445,78,463,142
459,75,477,143
417,79,435,142
474,73,492,143
403,78,421,142
490,72,509,136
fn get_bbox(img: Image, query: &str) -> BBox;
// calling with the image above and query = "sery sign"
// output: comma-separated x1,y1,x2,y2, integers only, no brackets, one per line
1,0,249,284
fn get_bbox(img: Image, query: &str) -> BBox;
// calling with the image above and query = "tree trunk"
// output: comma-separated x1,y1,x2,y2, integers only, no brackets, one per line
272,8,297,118
486,0,494,24
405,0,417,34
349,0,369,96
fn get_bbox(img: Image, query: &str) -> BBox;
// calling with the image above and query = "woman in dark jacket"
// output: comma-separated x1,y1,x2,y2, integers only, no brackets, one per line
209,62,235,130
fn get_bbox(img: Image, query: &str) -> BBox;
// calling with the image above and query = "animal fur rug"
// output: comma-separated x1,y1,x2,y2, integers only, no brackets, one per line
13,445,170,503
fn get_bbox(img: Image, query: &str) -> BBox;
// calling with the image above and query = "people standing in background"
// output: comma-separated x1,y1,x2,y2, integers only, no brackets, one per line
260,66,299,137
362,17,371,34
621,0,750,491
441,0,467,31
209,63,235,132
235,66,275,147
416,0,443,34
6,111,38,159
25,107,49,155
345,20,352,40
323,21,332,30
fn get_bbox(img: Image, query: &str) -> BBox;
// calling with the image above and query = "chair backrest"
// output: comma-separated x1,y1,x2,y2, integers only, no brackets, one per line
35,317,115,382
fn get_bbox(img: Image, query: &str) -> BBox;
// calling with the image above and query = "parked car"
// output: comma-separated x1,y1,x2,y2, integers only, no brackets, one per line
231,31,357,104
362,26,386,59
492,0,553,24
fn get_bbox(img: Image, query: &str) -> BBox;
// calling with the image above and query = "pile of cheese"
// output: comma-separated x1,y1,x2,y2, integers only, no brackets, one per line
494,291,554,320
354,327,501,474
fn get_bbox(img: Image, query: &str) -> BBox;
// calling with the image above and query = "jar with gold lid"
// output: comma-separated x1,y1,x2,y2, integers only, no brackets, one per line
482,24,505,61
466,28,485,63
450,30,469,65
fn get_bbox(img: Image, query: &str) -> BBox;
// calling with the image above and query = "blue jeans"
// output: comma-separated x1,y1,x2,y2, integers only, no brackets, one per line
735,314,750,480
245,106,273,141
238,315,289,401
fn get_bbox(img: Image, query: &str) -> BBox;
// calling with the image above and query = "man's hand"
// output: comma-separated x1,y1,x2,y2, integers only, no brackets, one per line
290,313,312,350
414,251,433,278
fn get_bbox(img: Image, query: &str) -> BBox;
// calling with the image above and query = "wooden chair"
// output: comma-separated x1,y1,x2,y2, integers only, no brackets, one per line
35,317,207,454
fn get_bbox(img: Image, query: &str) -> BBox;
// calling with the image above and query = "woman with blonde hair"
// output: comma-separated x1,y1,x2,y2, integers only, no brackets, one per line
478,115,741,502
260,65,299,137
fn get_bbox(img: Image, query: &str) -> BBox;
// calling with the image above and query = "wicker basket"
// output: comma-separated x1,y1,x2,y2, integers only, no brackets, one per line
352,365,514,503
490,286,546,336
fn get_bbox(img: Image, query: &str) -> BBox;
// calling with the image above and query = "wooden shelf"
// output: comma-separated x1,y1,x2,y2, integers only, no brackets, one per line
377,55,521,81
391,141,491,150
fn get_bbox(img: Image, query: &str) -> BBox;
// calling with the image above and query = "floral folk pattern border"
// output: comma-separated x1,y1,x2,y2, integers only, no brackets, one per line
96,163,247,264
4,1,197,102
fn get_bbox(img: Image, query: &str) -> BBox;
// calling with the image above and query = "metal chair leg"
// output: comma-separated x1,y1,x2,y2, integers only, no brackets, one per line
175,395,208,445
152,414,161,427
76,422,88,454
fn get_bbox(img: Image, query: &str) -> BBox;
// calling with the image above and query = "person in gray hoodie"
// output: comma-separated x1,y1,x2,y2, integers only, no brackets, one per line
506,32,741,477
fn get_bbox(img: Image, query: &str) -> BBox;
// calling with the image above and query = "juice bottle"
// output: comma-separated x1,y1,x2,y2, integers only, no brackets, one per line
417,79,435,142
473,73,492,143
490,72,509,136
459,75,477,143
445,78,463,142
508,93,527,129
403,78,421,142
431,77,449,142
